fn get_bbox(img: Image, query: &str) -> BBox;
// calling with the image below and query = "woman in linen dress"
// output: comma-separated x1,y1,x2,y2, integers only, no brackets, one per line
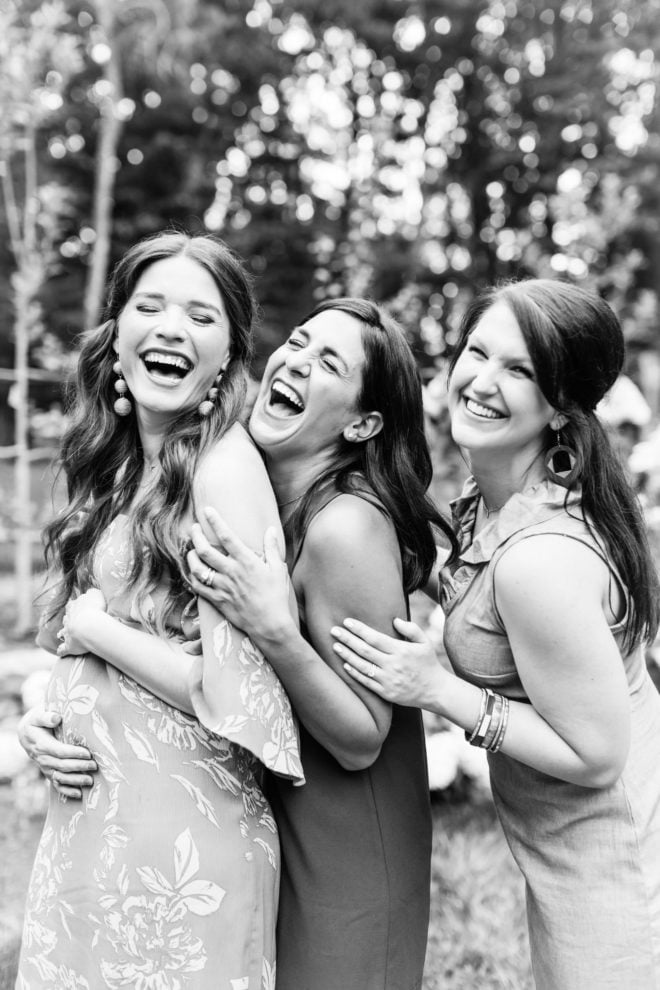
333,280,660,990
16,232,303,990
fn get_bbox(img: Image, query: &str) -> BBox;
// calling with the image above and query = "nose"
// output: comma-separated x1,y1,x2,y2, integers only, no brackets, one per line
471,359,499,394
156,304,186,340
285,347,312,377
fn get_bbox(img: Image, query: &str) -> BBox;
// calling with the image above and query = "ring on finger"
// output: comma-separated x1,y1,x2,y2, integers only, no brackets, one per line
366,662,377,678
200,565,215,588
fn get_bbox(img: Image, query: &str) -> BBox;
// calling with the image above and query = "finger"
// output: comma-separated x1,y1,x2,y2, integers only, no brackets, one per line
202,507,251,561
263,526,285,564
181,637,203,656
189,525,231,573
51,778,83,800
339,618,403,652
343,662,387,695
51,769,95,788
35,741,94,763
331,619,398,655
332,637,383,673
38,754,97,774
331,633,385,667
392,617,430,644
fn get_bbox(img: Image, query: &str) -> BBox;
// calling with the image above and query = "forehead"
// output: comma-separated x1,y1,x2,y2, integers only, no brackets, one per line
132,255,223,305
300,309,366,368
472,301,529,355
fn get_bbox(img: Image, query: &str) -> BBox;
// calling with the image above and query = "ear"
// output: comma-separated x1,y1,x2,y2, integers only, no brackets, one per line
549,412,569,432
343,411,384,444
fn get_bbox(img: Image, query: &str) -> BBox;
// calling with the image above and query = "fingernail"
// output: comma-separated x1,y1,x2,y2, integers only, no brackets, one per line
344,619,355,629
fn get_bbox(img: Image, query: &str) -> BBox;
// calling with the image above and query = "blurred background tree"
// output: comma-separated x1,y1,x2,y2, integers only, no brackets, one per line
1,0,660,633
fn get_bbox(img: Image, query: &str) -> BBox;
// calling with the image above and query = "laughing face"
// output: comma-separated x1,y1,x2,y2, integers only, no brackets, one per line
448,301,559,467
113,255,231,430
249,309,369,461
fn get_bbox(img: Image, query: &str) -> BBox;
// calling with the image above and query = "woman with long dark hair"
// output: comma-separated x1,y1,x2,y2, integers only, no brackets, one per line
333,279,660,989
16,231,302,988
183,297,457,989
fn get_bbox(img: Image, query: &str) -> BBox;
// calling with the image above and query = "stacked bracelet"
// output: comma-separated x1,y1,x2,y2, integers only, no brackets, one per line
465,688,510,752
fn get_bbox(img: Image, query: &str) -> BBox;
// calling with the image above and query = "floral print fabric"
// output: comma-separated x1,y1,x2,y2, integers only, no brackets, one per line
17,516,303,989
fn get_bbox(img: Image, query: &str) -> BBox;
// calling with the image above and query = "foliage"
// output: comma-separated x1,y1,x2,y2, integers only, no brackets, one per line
0,0,658,380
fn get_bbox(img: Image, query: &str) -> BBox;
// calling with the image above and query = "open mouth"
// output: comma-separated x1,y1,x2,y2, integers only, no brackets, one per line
141,350,192,383
465,397,505,420
268,380,305,417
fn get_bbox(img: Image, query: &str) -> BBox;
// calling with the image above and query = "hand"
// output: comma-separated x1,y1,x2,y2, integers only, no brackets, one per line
331,616,446,709
187,507,294,643
57,588,106,657
18,706,97,800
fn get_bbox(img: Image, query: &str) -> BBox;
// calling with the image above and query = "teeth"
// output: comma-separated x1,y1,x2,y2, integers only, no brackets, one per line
271,381,304,411
143,351,192,372
466,398,503,420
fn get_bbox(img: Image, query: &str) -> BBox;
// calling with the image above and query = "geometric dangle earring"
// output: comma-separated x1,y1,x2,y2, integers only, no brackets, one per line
112,360,132,416
198,373,222,417
545,430,579,487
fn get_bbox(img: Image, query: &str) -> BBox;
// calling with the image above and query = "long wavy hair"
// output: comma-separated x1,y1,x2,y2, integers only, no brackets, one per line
286,298,458,593
448,277,660,650
45,231,255,629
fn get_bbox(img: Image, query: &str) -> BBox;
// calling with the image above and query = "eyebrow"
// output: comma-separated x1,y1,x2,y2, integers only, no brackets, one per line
470,332,533,366
292,326,351,373
135,291,224,319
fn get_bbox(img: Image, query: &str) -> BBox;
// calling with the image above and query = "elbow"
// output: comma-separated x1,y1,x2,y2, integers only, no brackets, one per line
580,760,625,789
576,742,629,789
335,743,383,772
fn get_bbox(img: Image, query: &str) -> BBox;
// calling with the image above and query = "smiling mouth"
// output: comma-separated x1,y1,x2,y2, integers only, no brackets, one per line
465,397,505,420
142,350,192,382
268,380,305,417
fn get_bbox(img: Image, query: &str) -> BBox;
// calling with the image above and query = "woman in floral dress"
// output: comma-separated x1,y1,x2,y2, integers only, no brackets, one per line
16,231,303,990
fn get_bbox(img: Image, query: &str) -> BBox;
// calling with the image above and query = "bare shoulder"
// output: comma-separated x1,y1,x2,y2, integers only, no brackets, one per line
194,423,279,546
304,493,401,569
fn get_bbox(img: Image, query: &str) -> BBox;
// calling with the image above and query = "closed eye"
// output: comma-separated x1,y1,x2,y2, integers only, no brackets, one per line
509,364,534,378
467,343,487,358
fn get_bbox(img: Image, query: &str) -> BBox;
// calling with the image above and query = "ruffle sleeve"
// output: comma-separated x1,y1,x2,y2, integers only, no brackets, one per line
183,601,304,786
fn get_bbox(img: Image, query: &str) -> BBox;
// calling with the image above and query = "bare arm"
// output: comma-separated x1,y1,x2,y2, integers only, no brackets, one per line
334,535,630,788
188,496,405,770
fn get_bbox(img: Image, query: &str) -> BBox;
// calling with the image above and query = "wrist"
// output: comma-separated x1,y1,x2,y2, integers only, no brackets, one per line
75,608,110,651
252,612,297,652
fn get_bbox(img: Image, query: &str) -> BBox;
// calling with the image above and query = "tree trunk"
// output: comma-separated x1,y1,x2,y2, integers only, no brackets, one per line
83,1,124,329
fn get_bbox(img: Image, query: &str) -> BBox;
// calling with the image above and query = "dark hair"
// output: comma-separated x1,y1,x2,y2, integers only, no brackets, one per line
45,231,255,628
449,277,660,649
287,297,457,593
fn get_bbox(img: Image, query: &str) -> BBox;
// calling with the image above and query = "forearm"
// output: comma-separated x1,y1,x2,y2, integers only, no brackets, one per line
77,612,195,715
257,620,389,770
433,672,627,788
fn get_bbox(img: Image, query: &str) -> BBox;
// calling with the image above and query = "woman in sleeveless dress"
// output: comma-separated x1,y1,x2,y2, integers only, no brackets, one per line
21,298,457,990
184,299,458,990
16,232,303,990
334,280,660,990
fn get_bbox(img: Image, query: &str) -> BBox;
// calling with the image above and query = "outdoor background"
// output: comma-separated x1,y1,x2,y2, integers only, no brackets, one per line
1,0,660,987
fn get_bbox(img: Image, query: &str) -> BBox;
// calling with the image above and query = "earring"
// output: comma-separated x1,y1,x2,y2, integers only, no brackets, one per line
545,431,579,487
112,360,132,416
198,374,222,417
